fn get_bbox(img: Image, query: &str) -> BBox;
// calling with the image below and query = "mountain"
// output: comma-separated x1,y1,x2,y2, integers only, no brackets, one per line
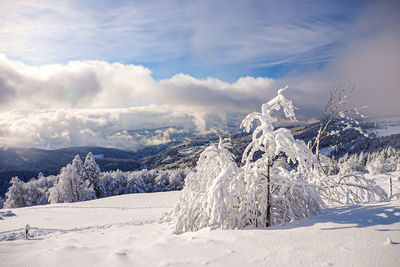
0,118,399,196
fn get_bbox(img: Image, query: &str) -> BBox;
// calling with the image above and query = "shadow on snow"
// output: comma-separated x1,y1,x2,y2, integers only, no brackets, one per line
0,210,16,220
274,202,400,231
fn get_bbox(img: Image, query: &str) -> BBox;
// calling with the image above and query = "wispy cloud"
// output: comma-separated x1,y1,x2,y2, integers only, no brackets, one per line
0,0,355,73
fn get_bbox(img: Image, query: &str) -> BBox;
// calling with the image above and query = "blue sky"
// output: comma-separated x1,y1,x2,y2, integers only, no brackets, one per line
0,0,368,81
0,0,399,149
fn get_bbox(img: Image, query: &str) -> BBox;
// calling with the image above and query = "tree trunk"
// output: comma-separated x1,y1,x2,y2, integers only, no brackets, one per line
266,159,271,227
316,137,321,162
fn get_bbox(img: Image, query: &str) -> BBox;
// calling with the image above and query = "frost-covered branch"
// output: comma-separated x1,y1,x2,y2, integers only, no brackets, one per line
310,85,368,162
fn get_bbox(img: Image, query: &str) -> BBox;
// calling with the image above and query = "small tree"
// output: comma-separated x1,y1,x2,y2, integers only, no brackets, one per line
238,86,322,227
83,152,106,198
309,85,368,163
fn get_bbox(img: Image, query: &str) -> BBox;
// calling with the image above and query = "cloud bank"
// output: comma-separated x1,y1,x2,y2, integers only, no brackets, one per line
0,55,282,149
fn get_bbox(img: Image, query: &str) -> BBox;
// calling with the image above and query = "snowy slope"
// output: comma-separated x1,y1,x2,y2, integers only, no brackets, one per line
370,117,400,137
1,176,400,267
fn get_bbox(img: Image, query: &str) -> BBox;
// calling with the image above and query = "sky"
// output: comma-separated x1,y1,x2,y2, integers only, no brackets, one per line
0,0,399,150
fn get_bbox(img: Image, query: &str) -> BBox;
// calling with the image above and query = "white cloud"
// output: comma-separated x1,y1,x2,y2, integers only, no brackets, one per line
0,55,281,149
0,107,194,150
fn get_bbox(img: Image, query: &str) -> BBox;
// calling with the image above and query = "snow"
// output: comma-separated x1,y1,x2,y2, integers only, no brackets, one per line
1,177,400,266
93,154,104,159
369,117,400,137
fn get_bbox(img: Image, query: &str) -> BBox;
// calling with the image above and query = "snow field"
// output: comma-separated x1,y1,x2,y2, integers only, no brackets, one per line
1,177,400,266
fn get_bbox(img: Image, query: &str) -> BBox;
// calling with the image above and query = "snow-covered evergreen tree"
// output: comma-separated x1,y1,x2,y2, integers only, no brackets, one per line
4,175,58,208
4,177,25,208
49,163,95,203
83,152,106,198
72,154,84,179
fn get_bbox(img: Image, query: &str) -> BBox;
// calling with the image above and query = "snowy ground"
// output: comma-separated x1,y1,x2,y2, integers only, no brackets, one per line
369,117,400,137
1,175,400,266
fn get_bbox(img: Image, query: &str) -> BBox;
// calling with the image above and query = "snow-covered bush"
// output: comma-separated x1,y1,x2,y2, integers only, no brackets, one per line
3,177,25,208
316,154,388,204
318,172,387,204
338,153,366,175
164,138,239,233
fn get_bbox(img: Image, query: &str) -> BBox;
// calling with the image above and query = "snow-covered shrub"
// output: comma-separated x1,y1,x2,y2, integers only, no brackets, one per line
164,138,239,233
318,172,387,204
125,171,149,193
366,152,389,174
324,156,340,175
338,153,366,175
316,151,388,204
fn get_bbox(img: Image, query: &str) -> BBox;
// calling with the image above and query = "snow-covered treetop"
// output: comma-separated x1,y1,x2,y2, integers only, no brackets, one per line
241,86,296,134
240,86,314,171
84,152,100,173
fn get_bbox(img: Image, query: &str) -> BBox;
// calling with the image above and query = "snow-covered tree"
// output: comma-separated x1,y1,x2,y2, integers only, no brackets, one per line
72,154,84,179
4,175,58,208
4,177,25,208
49,163,95,203
83,152,106,198
237,86,322,227
309,85,368,162
162,138,240,233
